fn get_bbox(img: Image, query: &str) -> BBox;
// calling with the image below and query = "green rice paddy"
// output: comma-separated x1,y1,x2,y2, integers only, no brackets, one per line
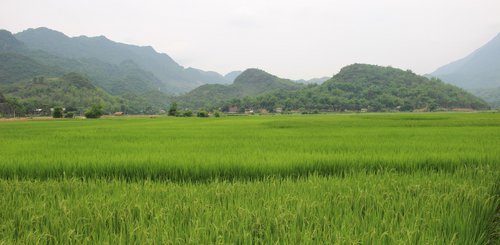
0,113,499,243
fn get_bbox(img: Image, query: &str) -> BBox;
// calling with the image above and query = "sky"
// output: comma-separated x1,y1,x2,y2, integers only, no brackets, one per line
1,0,499,80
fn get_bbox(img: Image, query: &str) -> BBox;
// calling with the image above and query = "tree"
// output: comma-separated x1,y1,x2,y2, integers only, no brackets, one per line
197,108,209,117
168,102,178,116
84,104,103,118
144,106,156,115
5,97,23,117
428,102,438,112
183,109,193,117
52,107,64,118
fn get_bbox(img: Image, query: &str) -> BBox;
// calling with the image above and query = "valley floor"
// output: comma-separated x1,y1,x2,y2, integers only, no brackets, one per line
0,113,498,243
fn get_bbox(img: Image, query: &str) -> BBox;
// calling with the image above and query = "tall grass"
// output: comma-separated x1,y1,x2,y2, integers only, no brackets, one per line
0,113,498,181
0,113,498,243
0,170,497,244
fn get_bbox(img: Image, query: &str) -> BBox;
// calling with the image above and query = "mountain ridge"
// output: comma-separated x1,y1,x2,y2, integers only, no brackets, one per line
14,27,230,93
179,68,304,109
430,32,500,89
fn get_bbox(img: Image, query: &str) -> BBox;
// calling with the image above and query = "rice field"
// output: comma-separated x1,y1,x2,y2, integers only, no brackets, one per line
0,113,499,243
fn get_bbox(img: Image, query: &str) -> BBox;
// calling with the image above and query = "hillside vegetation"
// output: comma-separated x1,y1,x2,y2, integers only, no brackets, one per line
0,27,492,115
2,73,120,114
182,64,489,112
0,29,176,115
179,68,303,109
14,27,230,92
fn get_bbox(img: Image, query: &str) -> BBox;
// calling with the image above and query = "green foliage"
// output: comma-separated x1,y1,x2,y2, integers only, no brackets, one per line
180,68,303,110
84,104,103,118
214,110,221,117
52,107,63,118
0,96,23,117
64,112,74,118
0,171,497,244
175,109,193,117
182,109,193,117
13,27,229,93
0,113,498,180
2,73,120,115
213,64,489,112
0,52,62,84
0,113,498,243
197,108,209,117
168,102,177,116
472,87,500,108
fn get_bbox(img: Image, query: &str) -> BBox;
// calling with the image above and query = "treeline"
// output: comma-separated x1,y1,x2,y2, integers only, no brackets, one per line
0,73,172,117
195,64,489,113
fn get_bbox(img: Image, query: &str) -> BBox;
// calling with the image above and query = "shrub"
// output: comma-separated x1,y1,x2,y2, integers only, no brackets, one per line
197,109,209,117
52,107,64,118
168,102,178,116
84,105,103,119
65,112,75,118
183,109,193,117
214,111,221,117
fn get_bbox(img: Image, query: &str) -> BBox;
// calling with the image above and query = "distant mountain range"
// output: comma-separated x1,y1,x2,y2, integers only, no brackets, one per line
430,32,500,107
11,27,234,93
0,27,492,115
295,77,330,84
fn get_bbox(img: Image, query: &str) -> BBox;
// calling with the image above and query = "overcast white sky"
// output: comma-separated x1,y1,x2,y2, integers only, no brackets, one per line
1,0,499,79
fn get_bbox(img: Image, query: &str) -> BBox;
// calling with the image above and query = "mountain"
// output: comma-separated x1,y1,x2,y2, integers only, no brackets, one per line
295,77,330,84
191,64,488,112
224,71,243,83
0,52,63,85
14,27,228,93
179,68,304,109
232,68,303,94
0,30,24,51
0,28,167,94
0,29,176,114
430,33,500,89
317,64,487,110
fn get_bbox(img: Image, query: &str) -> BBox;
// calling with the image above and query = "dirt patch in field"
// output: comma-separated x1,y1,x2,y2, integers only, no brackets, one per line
0,117,56,122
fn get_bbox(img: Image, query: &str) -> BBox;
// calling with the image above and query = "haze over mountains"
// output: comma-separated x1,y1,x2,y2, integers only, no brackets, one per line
0,27,495,116
430,32,500,107
13,27,234,92
431,33,500,89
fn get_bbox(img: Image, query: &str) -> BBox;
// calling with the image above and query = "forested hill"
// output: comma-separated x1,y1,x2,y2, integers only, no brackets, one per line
179,68,304,109
1,73,119,115
315,64,488,111
185,64,489,112
14,27,230,93
0,29,177,115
